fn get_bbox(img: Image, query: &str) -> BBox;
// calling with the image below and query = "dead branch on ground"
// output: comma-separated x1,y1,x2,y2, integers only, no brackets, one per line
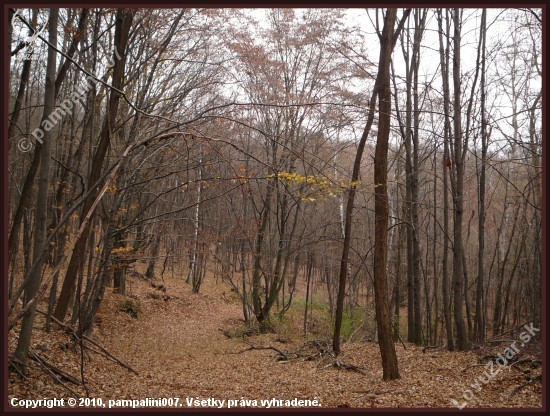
28,349,82,385
229,338,367,375
511,375,542,395
34,307,139,376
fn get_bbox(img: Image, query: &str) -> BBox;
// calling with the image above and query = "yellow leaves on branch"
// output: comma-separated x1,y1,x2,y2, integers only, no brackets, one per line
267,171,363,201
112,246,133,255
232,174,249,183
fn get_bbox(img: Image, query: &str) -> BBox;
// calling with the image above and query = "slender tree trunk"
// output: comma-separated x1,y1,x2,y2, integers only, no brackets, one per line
500,234,525,333
437,9,455,352
7,8,36,232
8,9,88,269
187,150,202,285
333,55,380,354
252,179,273,333
475,9,488,343
394,156,404,341
81,179,124,336
432,147,439,346
8,9,36,142
241,173,250,323
528,91,542,329
22,209,33,277
373,8,410,380
146,232,162,279
493,200,520,335
13,9,58,374
333,8,411,365
53,9,134,322
451,8,468,351
304,251,314,335
463,250,473,341
400,28,415,343
9,8,14,70
411,9,426,345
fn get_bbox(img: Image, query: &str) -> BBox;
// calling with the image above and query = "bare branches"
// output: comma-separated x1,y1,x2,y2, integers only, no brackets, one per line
518,8,542,24
34,307,139,376
235,341,289,361
230,338,367,375
28,350,82,386
511,375,542,395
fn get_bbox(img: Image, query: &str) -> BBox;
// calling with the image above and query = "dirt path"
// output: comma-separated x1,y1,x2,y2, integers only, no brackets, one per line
96,276,249,398
9,272,542,409
92,274,542,408
93,274,361,407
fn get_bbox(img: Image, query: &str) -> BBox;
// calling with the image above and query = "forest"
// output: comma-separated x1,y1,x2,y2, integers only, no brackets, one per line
7,7,542,409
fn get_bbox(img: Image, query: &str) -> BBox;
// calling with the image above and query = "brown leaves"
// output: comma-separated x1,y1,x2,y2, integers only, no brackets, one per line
9,273,542,408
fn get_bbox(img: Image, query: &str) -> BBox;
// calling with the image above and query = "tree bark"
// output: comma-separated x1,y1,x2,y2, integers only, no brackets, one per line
53,9,134,322
411,9,426,345
437,8,454,352
8,9,88,269
13,9,59,374
333,8,410,381
474,9,487,343
373,8,408,380
451,8,468,351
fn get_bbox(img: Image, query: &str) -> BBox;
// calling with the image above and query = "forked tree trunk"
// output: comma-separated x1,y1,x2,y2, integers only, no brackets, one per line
333,8,411,382
373,8,410,381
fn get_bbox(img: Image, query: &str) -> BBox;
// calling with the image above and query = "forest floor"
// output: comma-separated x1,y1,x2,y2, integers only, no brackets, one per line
8,270,543,409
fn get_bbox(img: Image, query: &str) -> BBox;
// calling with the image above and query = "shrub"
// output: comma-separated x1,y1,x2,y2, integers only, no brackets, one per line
118,299,140,318
332,308,364,341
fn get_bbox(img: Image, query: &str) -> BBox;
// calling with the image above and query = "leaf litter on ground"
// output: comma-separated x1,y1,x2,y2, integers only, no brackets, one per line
8,272,542,409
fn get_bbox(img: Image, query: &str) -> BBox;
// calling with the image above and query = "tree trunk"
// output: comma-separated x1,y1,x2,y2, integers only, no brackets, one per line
474,9,488,343
400,25,414,344
437,8,454,352
373,8,408,381
252,179,273,333
411,9,426,345
187,150,202,285
451,8,468,351
53,9,134,322
493,200,520,335
432,147,439,346
13,9,59,374
333,9,411,369
80,183,123,336
146,233,162,279
7,9,37,245
8,9,88,269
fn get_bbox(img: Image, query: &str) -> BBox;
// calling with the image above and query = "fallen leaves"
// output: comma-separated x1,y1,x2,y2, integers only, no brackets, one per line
8,273,542,409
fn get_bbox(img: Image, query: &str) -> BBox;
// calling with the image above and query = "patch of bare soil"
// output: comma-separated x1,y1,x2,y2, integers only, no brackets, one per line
8,273,542,409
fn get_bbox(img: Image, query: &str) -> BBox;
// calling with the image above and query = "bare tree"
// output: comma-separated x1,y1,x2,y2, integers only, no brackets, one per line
436,8,454,352
13,8,59,374
451,8,468,351
474,9,488,343
333,8,411,382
